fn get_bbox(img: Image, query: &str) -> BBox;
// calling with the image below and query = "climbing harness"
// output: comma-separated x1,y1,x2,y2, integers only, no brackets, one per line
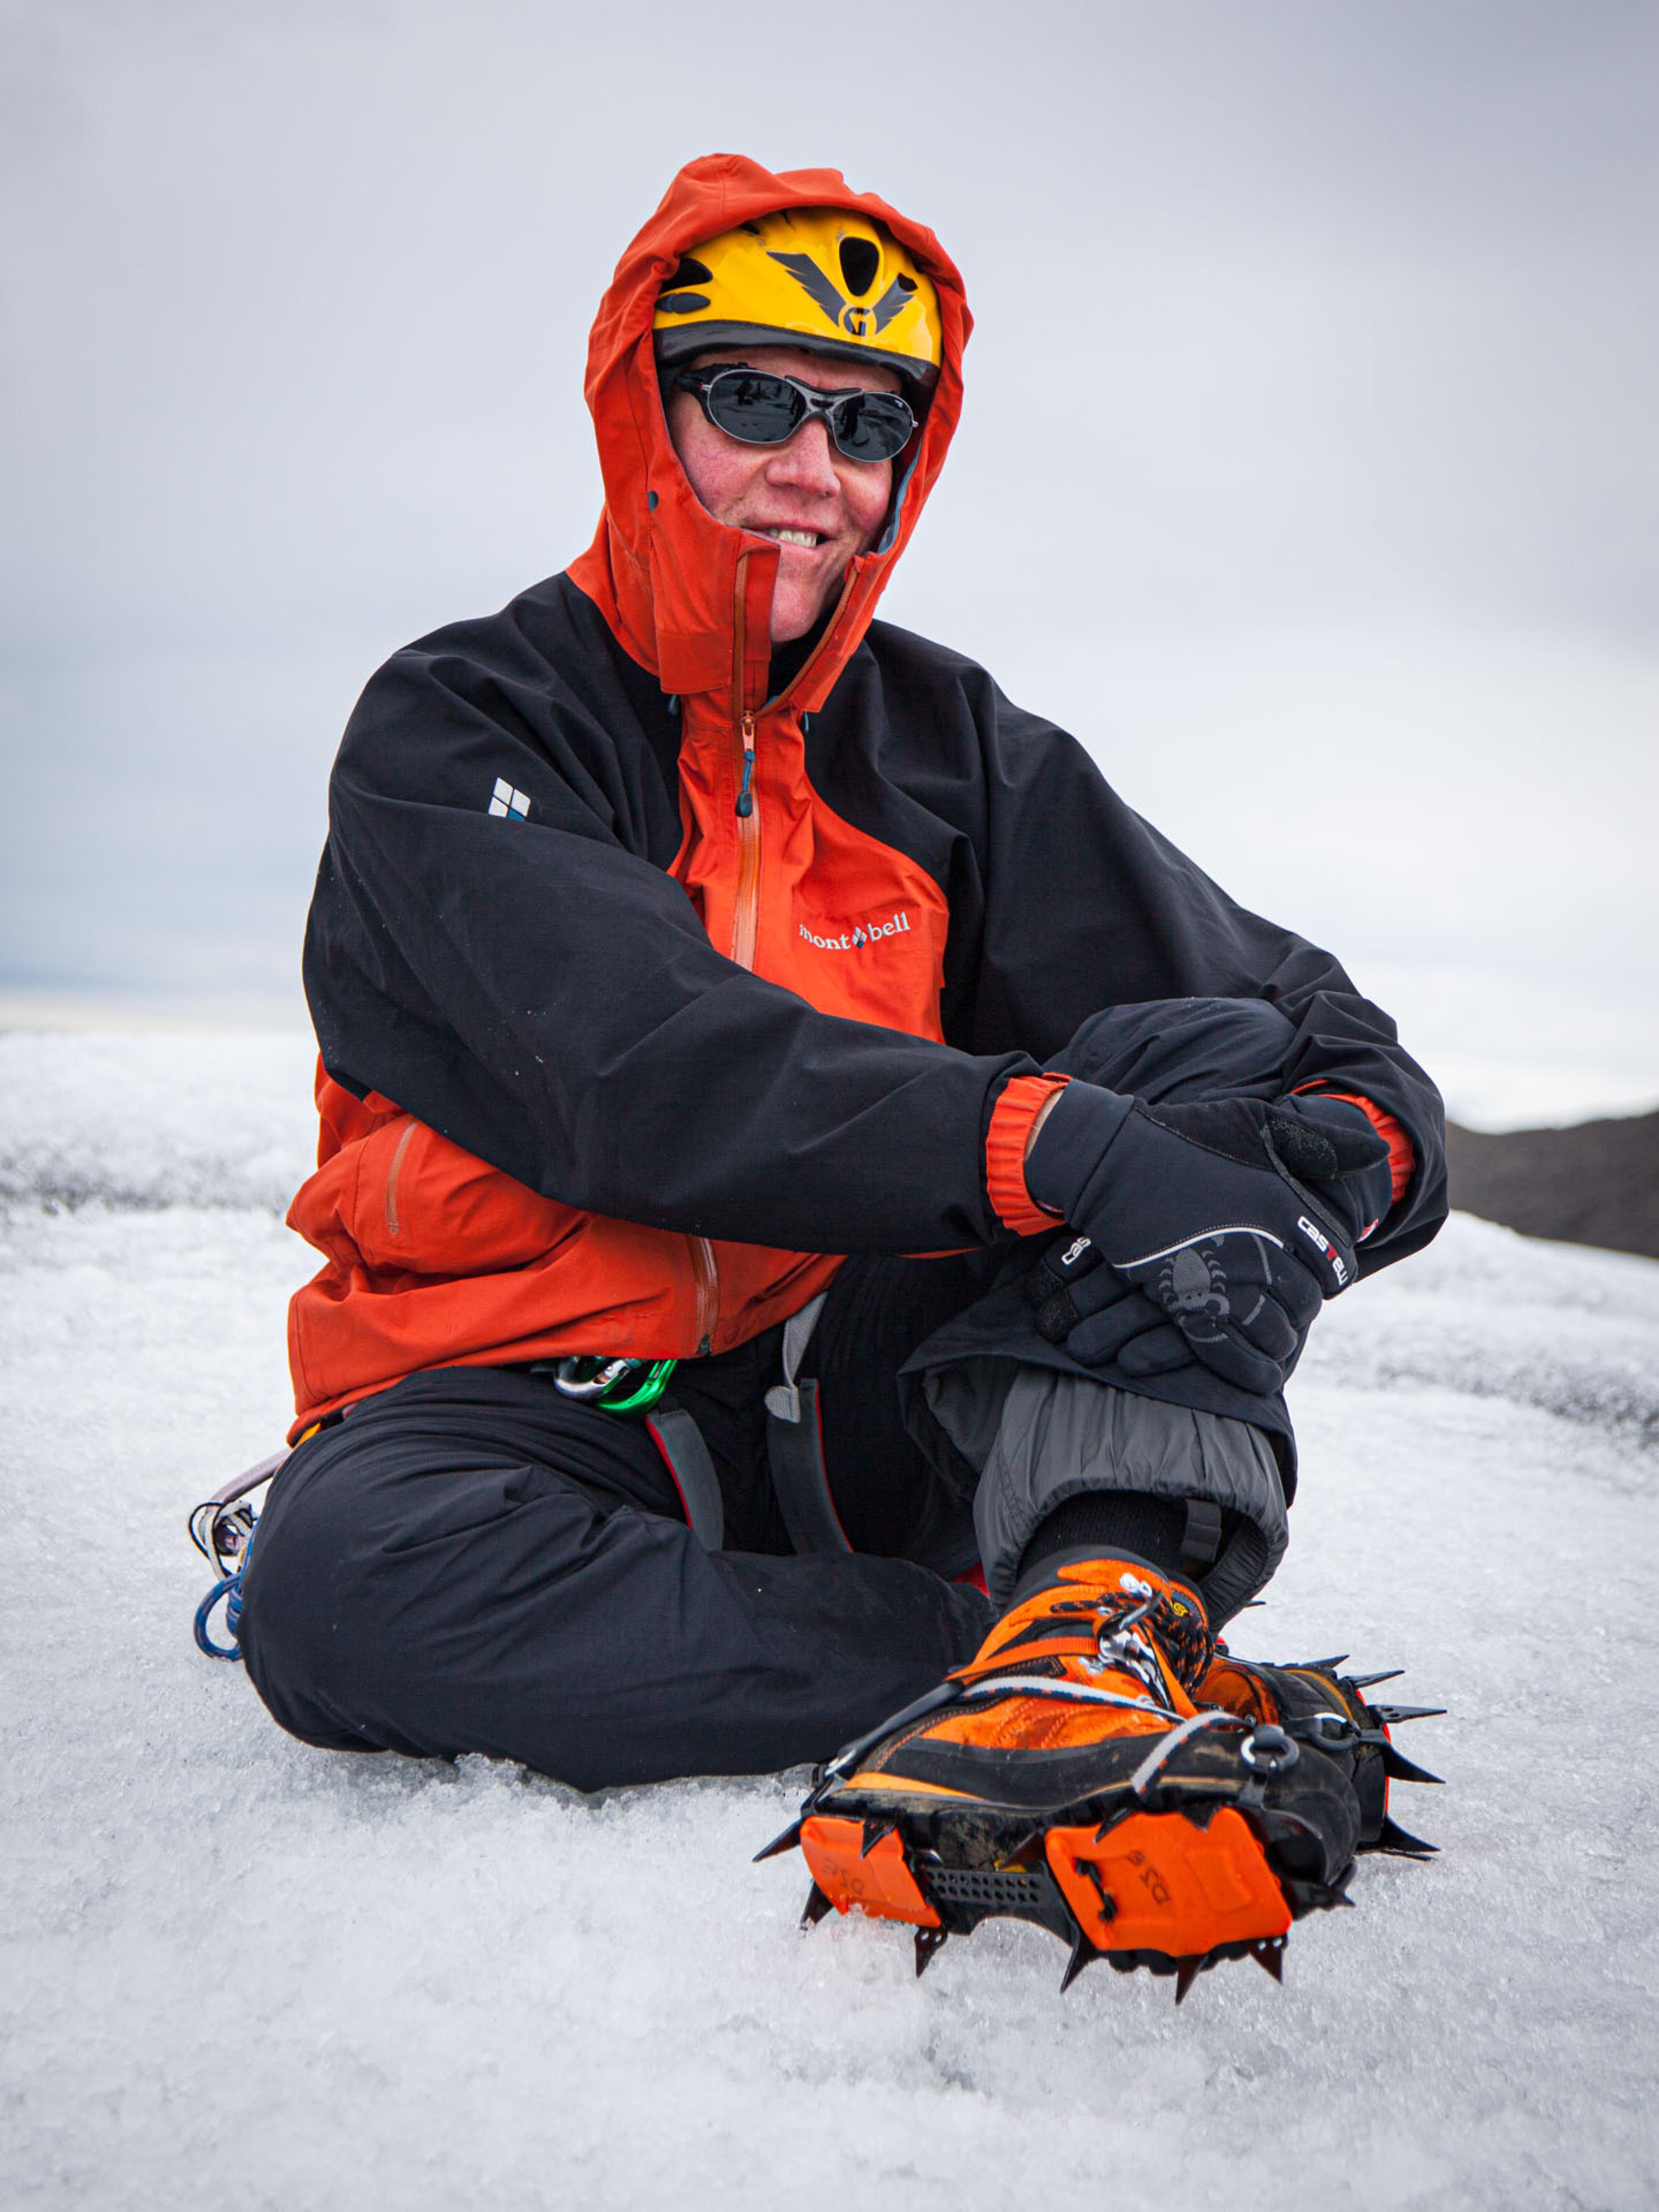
531,1354,723,1543
186,1314,839,1653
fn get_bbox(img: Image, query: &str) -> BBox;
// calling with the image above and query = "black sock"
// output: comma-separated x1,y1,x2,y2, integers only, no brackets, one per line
1017,1490,1195,1588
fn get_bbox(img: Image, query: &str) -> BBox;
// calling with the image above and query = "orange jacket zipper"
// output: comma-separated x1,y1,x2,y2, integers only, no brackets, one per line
690,1233,718,1358
729,551,762,973
680,552,774,1356
731,705,760,972
383,1117,418,1237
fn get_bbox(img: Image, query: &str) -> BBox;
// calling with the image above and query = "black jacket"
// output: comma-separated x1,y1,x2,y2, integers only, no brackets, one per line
305,572,1446,1270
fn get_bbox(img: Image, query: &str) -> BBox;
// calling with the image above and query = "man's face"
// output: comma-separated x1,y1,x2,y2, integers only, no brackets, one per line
664,344,903,644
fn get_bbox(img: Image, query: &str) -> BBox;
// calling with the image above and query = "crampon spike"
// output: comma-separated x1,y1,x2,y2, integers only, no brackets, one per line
860,1818,898,1859
914,1926,948,1979
1059,1931,1095,1994
1173,1957,1203,2005
1375,1816,1438,1858
1380,1743,1445,1787
1369,1703,1446,1725
1303,1655,1350,1673
1251,1937,1286,1983
801,1881,835,1928
1345,1669,1405,1690
753,1821,803,1863
1283,1876,1355,1914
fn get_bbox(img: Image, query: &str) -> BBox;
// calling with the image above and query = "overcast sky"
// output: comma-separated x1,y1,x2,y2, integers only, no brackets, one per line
2,0,1654,1125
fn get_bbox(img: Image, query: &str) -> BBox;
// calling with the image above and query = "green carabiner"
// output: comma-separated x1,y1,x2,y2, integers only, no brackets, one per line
594,1358,677,1416
545,1354,679,1416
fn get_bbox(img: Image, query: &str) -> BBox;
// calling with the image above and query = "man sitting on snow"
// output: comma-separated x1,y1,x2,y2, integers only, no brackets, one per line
239,154,1446,1992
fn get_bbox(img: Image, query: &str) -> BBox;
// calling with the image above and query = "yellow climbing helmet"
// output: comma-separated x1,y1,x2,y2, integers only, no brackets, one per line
653,207,941,389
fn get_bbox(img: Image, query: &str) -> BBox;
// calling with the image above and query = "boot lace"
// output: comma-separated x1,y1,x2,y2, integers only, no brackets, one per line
1062,1574,1214,1696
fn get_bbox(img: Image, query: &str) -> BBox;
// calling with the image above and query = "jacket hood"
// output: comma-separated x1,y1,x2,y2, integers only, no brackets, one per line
566,153,970,715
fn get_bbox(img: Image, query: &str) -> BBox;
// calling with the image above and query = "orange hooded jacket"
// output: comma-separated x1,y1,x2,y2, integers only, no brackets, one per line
285,156,1063,1433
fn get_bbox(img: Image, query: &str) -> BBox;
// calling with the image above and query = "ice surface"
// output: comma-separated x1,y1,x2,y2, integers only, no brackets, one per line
0,1030,317,1213
3,1033,1657,2209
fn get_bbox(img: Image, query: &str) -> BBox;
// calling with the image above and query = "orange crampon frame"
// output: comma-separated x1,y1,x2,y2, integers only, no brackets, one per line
795,1802,1302,2002
760,1651,1443,2002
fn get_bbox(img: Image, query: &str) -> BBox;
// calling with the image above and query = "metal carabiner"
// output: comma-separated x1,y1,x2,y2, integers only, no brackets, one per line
188,1449,286,1661
188,1498,257,1579
548,1356,679,1417
551,1356,637,1401
194,1573,245,1660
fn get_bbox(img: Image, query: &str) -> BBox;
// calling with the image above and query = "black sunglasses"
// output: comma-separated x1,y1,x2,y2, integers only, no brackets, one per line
672,366,917,464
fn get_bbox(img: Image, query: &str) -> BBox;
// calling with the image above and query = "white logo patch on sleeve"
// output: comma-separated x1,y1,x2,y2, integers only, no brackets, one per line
488,777,531,820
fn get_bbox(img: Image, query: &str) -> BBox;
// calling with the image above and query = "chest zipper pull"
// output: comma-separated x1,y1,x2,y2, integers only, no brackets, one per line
735,712,756,818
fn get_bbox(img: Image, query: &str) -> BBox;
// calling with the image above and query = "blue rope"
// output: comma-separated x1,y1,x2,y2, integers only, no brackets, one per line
194,1573,245,1661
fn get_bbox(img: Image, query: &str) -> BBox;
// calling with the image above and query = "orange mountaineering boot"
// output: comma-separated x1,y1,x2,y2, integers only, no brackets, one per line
759,1550,1405,1999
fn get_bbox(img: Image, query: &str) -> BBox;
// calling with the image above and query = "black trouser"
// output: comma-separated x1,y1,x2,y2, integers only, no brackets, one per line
240,996,1301,1789
238,1249,1001,1790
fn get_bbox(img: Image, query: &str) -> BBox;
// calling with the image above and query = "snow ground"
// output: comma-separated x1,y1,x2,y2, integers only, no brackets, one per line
3,1032,1657,2211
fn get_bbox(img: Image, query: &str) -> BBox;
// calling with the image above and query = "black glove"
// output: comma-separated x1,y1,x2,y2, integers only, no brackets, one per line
1024,1087,1395,1395
1024,1230,1194,1376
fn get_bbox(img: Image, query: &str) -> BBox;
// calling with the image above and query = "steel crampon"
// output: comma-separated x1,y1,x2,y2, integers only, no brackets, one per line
758,1561,1441,2001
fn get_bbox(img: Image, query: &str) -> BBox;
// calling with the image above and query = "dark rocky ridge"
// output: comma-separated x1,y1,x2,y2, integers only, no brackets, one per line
1445,1109,1659,1260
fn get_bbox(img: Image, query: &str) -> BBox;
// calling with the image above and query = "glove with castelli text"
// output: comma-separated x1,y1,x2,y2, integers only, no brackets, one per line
1023,1086,1396,1396
1024,1227,1194,1376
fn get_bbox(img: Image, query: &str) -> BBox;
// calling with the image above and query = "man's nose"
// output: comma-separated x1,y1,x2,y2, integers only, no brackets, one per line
765,417,840,498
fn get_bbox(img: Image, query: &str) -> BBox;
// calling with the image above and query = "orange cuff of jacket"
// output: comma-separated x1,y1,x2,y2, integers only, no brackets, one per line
986,1073,1070,1234
1298,1089,1415,1206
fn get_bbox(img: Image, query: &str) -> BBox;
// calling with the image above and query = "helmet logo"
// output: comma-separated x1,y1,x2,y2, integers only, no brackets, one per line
768,251,920,344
